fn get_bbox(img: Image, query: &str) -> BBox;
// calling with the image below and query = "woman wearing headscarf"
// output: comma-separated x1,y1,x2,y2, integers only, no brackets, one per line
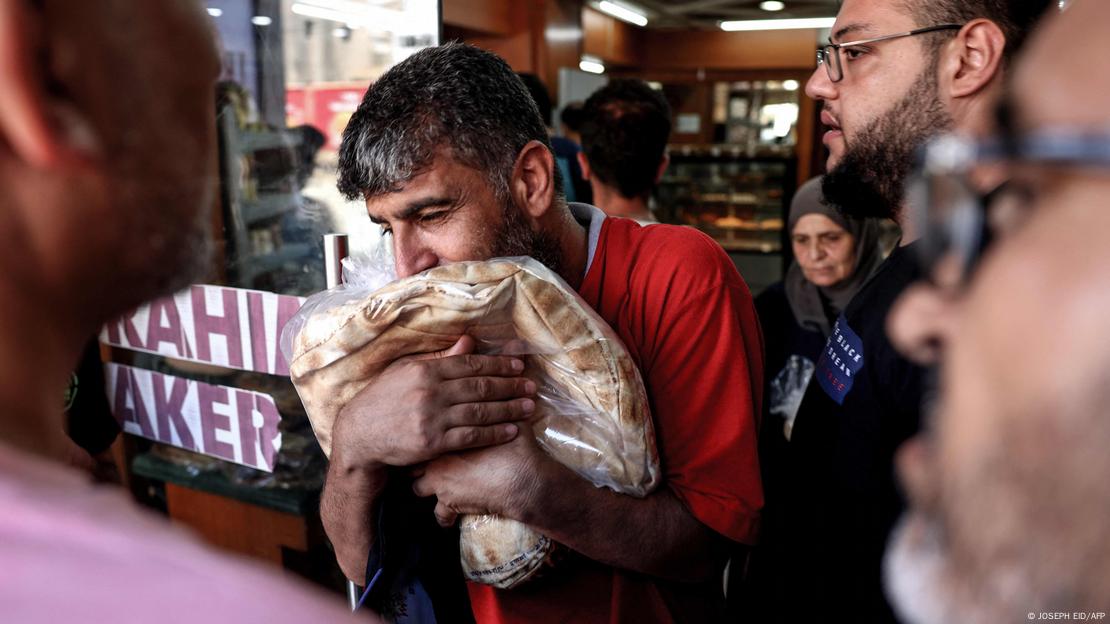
757,176,883,438
730,176,884,619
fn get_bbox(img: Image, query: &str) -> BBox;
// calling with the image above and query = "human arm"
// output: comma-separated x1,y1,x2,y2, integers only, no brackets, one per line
414,243,765,582
321,452,388,583
412,429,729,582
319,336,537,582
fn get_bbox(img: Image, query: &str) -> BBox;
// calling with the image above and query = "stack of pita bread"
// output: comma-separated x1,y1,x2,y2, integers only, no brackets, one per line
288,257,659,588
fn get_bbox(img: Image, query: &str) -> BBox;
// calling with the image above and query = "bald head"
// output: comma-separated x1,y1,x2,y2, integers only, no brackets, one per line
0,1,220,324
0,1,221,460
1013,0,1110,128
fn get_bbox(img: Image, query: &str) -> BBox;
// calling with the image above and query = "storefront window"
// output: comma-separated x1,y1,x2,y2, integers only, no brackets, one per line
208,0,439,297
107,1,439,543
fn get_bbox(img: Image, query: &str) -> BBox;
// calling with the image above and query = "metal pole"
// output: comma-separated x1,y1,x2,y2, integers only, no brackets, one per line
323,234,361,611
323,233,350,290
346,579,361,612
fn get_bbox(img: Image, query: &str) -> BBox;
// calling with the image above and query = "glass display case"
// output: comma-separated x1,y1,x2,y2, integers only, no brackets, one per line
711,79,801,154
650,75,805,294
656,148,796,256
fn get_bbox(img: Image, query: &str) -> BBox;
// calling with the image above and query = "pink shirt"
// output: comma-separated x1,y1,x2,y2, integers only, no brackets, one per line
0,442,358,623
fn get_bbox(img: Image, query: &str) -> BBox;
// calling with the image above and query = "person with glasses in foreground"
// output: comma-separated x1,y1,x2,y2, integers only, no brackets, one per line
884,1,1110,621
765,0,1054,621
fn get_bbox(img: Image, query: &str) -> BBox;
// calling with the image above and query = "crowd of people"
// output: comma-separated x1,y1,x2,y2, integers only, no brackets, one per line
1,0,1107,622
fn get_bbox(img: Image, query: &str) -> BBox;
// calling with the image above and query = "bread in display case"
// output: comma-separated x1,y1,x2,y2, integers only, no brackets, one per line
656,147,796,257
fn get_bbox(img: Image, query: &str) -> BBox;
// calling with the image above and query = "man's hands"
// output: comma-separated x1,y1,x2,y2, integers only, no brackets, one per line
411,426,729,583
329,335,537,471
321,333,729,584
411,422,550,527
320,334,538,581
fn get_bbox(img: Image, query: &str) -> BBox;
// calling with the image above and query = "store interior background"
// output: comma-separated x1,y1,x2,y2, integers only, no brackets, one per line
108,0,840,598
207,0,839,298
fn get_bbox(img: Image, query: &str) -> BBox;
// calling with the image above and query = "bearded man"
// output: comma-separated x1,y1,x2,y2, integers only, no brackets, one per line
755,1,1054,621
321,43,765,623
881,0,1110,621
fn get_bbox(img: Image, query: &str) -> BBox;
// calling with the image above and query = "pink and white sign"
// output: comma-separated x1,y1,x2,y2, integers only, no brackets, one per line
101,285,305,376
106,363,283,472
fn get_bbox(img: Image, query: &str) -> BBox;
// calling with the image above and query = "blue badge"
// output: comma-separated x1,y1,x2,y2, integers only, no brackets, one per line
815,314,865,405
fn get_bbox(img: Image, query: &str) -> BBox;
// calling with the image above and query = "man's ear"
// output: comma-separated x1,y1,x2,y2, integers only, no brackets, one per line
0,0,99,167
940,18,1007,99
576,150,592,181
654,153,670,184
512,140,556,220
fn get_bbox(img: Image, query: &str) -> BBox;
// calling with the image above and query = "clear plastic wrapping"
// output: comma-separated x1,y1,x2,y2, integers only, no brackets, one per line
768,354,815,441
281,254,660,588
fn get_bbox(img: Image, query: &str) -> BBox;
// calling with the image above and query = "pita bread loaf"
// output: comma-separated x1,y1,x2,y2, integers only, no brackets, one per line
288,258,659,588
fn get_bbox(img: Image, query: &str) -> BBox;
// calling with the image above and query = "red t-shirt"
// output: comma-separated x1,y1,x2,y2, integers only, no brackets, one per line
468,216,765,623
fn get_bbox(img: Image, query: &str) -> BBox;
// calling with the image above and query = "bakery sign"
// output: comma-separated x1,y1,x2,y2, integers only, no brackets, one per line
106,363,282,472
101,285,305,376
101,285,306,471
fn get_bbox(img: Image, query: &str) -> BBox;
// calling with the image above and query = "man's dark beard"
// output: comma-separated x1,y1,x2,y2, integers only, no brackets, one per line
489,200,566,277
823,68,953,221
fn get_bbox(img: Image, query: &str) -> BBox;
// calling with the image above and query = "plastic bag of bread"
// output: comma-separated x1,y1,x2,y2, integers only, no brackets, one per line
280,255,660,589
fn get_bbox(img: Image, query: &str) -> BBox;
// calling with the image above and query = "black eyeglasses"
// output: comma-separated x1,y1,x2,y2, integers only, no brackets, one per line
816,24,964,83
909,130,1110,283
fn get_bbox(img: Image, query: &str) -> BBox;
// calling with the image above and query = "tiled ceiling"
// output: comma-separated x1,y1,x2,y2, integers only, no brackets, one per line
630,0,841,29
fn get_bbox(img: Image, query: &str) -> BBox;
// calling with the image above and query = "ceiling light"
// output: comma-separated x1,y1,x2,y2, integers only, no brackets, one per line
579,56,606,74
206,7,223,17
759,1,786,11
597,1,648,27
290,1,401,31
251,15,273,26
720,17,835,31
291,2,348,21
546,27,583,42
783,79,799,91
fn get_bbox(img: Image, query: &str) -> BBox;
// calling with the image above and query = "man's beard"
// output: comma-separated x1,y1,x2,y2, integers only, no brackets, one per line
885,512,962,624
884,436,1083,624
823,66,953,221
488,199,565,277
885,500,1039,624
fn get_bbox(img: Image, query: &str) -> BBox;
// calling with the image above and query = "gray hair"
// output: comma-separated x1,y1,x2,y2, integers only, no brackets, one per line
337,42,562,205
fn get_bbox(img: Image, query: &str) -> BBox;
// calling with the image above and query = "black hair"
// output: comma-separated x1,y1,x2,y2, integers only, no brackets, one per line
901,0,1056,61
580,79,672,200
516,73,553,128
560,102,585,132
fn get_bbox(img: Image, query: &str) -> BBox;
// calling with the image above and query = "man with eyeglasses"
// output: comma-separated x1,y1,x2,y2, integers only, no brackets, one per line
759,0,1053,621
884,1,1110,621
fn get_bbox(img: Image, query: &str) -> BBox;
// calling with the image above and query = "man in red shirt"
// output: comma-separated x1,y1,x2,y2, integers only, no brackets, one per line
323,42,763,622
